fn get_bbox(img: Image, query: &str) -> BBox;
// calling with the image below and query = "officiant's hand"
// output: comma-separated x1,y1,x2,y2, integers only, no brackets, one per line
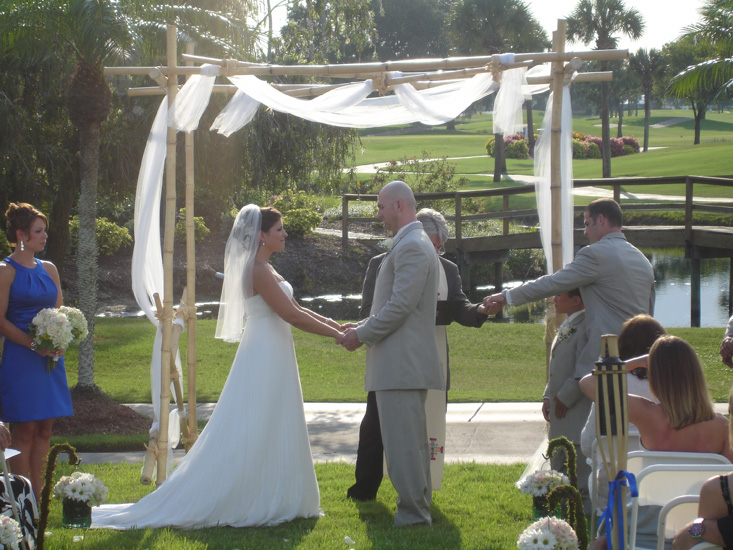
481,293,504,315
337,328,363,351
541,399,550,422
720,336,733,367
553,397,568,419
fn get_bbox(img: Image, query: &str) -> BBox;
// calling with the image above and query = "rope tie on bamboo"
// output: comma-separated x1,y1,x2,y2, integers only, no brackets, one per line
598,470,638,550
221,59,240,78
371,73,389,95
144,440,167,459
489,55,502,82
155,309,174,323
176,304,197,322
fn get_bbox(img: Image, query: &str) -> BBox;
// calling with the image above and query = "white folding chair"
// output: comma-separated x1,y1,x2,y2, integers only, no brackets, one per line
629,464,733,550
657,495,724,550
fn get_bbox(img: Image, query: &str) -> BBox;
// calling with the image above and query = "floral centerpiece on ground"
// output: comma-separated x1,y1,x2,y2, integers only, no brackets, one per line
0,516,23,550
28,306,88,371
517,516,579,550
517,469,570,518
53,472,108,529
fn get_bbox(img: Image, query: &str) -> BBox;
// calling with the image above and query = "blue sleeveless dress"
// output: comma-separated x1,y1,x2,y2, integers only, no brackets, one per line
1,257,73,423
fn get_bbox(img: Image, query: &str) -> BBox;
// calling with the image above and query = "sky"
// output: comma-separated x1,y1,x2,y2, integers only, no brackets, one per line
268,0,708,54
525,0,708,52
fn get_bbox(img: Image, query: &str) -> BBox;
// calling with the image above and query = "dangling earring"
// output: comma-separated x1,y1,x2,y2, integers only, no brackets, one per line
20,240,24,252
260,241,265,247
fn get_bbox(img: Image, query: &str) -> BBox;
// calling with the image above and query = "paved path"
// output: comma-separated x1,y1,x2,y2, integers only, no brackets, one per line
77,402,547,466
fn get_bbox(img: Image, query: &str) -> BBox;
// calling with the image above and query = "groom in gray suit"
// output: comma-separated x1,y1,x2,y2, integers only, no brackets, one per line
485,198,655,373
338,180,444,526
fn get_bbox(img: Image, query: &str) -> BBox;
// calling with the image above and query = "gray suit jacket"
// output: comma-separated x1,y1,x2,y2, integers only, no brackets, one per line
507,232,655,372
356,222,444,391
544,310,592,443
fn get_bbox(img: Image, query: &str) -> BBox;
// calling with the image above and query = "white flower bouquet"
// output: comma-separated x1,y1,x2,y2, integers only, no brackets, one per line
0,516,22,550
59,306,88,343
29,306,88,371
517,516,579,550
53,472,108,507
555,325,577,344
516,470,570,497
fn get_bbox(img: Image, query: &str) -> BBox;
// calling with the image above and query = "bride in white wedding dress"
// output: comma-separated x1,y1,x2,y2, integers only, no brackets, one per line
92,205,344,529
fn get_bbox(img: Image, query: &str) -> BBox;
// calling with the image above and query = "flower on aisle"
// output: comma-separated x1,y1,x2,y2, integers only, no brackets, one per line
53,472,108,507
0,516,23,550
516,470,570,497
517,517,578,550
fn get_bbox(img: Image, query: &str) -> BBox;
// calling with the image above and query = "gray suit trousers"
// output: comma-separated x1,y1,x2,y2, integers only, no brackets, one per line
376,389,432,525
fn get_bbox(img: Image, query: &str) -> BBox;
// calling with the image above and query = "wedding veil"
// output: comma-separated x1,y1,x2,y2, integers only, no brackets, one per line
215,204,261,342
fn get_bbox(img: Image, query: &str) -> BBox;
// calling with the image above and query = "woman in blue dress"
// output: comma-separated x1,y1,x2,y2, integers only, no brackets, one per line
0,202,73,500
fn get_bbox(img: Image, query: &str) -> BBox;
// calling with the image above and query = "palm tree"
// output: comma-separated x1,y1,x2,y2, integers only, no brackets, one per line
667,0,733,123
629,48,664,151
566,0,644,177
0,0,253,390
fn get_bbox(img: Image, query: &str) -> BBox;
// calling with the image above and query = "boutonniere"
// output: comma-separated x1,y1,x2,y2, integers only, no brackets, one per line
380,237,394,253
556,324,576,343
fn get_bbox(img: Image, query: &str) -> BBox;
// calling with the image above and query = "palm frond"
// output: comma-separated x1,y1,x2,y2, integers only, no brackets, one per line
666,57,733,97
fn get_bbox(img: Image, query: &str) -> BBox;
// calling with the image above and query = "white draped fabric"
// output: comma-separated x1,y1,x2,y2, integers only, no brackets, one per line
533,87,575,274
132,97,183,476
134,59,576,468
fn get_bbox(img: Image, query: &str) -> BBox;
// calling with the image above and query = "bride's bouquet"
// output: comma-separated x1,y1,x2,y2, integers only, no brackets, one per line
29,306,88,371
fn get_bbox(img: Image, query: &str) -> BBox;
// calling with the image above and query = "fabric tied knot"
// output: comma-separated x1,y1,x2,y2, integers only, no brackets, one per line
598,470,638,550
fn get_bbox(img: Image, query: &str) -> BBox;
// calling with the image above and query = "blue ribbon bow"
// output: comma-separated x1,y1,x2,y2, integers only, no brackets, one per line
598,470,639,550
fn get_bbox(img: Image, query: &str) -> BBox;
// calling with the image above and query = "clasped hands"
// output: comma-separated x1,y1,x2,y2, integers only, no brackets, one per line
334,323,363,352
721,336,733,368
480,293,506,316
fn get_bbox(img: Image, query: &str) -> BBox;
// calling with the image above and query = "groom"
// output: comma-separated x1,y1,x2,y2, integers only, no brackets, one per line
338,180,444,526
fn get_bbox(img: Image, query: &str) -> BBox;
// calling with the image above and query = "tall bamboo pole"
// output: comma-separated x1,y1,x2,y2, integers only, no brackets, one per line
156,24,178,485
184,42,198,450
546,20,568,371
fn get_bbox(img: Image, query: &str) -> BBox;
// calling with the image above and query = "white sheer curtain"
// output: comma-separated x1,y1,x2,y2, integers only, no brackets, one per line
132,97,183,476
533,86,574,274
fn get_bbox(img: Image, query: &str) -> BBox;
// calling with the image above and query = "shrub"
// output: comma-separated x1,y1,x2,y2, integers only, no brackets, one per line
622,144,636,156
586,142,602,159
572,139,588,159
572,131,587,141
505,139,529,159
0,233,10,258
585,136,603,151
272,189,321,213
175,208,210,244
609,138,625,157
281,208,323,238
622,136,640,153
485,137,496,157
69,216,132,256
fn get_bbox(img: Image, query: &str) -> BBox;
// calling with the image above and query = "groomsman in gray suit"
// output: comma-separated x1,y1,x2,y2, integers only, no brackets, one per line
338,180,444,526
544,288,592,514
484,198,655,373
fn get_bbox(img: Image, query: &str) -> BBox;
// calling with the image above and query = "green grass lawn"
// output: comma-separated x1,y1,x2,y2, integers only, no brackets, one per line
352,110,733,193
62,318,732,404
42,461,532,550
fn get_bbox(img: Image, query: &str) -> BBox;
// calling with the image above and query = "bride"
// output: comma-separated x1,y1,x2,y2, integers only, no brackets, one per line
93,205,344,529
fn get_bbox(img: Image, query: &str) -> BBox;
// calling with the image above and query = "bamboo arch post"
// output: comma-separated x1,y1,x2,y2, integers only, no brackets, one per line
594,334,629,550
184,42,199,451
156,23,178,486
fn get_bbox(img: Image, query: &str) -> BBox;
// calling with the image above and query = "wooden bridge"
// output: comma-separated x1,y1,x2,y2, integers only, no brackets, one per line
340,175,733,327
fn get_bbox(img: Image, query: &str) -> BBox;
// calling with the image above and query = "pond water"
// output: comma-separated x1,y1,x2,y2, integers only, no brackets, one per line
100,251,732,329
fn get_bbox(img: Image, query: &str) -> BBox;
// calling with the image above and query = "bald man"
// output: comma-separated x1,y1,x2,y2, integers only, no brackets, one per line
338,181,444,526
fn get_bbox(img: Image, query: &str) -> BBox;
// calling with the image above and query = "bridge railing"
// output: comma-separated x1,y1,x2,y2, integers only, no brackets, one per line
340,175,733,249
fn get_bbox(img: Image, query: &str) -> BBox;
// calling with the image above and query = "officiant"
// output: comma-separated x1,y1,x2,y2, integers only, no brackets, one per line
347,207,494,502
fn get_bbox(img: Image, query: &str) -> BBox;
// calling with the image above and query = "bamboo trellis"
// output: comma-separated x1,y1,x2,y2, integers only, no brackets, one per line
103,23,628,504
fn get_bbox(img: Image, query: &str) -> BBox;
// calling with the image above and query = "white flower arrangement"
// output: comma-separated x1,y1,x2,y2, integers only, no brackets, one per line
516,470,570,497
0,516,22,550
53,472,108,507
555,325,577,344
517,517,579,550
29,307,88,370
59,306,89,343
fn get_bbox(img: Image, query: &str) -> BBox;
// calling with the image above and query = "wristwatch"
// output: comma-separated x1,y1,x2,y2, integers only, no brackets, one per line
689,517,705,539
29,340,37,352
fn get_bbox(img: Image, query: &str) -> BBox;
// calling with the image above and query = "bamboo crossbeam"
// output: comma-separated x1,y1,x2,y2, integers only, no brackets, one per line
105,48,626,78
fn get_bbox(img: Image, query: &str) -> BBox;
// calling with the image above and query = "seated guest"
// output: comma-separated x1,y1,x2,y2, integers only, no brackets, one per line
581,315,666,509
673,390,733,550
581,336,733,549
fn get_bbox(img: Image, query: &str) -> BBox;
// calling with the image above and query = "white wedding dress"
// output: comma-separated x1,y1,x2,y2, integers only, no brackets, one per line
92,281,321,529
